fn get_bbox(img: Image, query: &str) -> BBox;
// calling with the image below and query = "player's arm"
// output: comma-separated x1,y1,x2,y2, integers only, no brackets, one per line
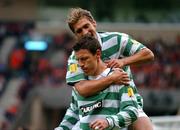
105,35,154,68
54,90,79,130
118,48,154,67
75,69,129,97
106,86,139,129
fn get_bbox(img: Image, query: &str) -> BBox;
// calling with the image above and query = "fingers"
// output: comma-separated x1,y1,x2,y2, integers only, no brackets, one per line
90,120,108,130
90,121,103,130
111,70,130,85
120,80,130,86
112,68,123,72
105,60,117,68
119,73,130,85
90,121,101,130
105,59,123,68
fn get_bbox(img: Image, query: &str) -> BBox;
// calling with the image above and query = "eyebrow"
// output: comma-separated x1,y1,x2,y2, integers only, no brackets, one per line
75,23,90,33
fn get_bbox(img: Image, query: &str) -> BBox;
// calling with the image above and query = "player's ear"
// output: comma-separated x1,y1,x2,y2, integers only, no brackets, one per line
96,49,101,59
92,20,97,28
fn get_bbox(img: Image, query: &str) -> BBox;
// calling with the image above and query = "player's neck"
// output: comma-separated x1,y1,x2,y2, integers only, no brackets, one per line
93,60,107,76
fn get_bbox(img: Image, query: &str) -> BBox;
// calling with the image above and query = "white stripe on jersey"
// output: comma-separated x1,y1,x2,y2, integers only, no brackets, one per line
119,35,129,57
66,107,79,120
80,115,108,123
121,93,137,102
102,36,118,51
99,32,128,37
60,121,76,129
78,99,119,108
118,111,132,126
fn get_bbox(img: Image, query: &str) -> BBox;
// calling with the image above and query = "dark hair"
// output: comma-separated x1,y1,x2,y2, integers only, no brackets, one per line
73,35,101,55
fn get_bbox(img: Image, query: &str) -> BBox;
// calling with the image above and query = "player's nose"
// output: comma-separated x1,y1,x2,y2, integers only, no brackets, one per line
82,29,89,35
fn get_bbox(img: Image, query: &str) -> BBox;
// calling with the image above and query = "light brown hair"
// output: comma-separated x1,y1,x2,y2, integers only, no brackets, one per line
67,7,95,33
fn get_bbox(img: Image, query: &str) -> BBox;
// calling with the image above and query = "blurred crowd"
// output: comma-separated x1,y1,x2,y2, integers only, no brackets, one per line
132,37,180,90
0,22,179,129
0,22,73,130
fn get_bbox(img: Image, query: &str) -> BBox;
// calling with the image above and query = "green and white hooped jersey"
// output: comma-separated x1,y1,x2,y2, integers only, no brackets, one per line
66,32,146,107
74,68,138,130
56,68,139,130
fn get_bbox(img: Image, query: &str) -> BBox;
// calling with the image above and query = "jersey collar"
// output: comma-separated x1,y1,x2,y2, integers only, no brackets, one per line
88,68,111,80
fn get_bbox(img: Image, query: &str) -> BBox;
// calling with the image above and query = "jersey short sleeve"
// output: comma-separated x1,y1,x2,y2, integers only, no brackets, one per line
99,32,146,59
119,34,146,56
66,51,86,86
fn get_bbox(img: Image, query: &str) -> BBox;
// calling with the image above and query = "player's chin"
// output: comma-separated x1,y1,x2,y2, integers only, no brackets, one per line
83,69,89,74
83,33,94,37
84,71,92,76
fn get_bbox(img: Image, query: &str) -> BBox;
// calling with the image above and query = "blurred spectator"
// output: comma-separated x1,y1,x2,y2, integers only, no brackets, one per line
4,104,18,123
9,48,26,75
17,77,34,102
132,37,180,89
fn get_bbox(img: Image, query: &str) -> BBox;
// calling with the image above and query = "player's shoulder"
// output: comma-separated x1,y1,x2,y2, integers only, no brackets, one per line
98,31,130,38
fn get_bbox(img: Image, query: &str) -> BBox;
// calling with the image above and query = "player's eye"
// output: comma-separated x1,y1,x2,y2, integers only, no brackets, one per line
76,29,82,34
81,57,88,61
83,24,89,29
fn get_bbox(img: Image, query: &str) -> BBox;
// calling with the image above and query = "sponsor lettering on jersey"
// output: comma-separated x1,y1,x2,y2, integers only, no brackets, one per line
80,100,102,116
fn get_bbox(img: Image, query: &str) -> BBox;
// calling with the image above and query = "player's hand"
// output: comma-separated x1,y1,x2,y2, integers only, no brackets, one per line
110,68,130,85
90,119,109,130
104,59,125,68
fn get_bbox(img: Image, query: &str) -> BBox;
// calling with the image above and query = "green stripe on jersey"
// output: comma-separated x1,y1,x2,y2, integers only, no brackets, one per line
66,73,85,83
80,123,91,130
64,115,78,124
79,107,119,116
60,125,71,130
118,114,126,127
76,91,119,101
120,101,138,110
123,38,133,56
101,33,119,42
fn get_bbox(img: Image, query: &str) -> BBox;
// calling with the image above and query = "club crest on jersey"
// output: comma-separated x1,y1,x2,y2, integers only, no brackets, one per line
128,87,134,97
80,100,102,116
69,64,78,73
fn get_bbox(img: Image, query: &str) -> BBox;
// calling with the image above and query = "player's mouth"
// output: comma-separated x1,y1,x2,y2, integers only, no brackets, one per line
82,68,88,73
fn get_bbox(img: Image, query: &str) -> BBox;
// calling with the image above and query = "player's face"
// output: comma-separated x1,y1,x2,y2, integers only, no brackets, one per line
75,49,99,76
73,17,97,39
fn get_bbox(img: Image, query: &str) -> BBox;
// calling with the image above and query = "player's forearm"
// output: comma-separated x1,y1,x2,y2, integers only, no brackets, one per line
106,106,138,128
122,48,154,66
75,76,114,97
